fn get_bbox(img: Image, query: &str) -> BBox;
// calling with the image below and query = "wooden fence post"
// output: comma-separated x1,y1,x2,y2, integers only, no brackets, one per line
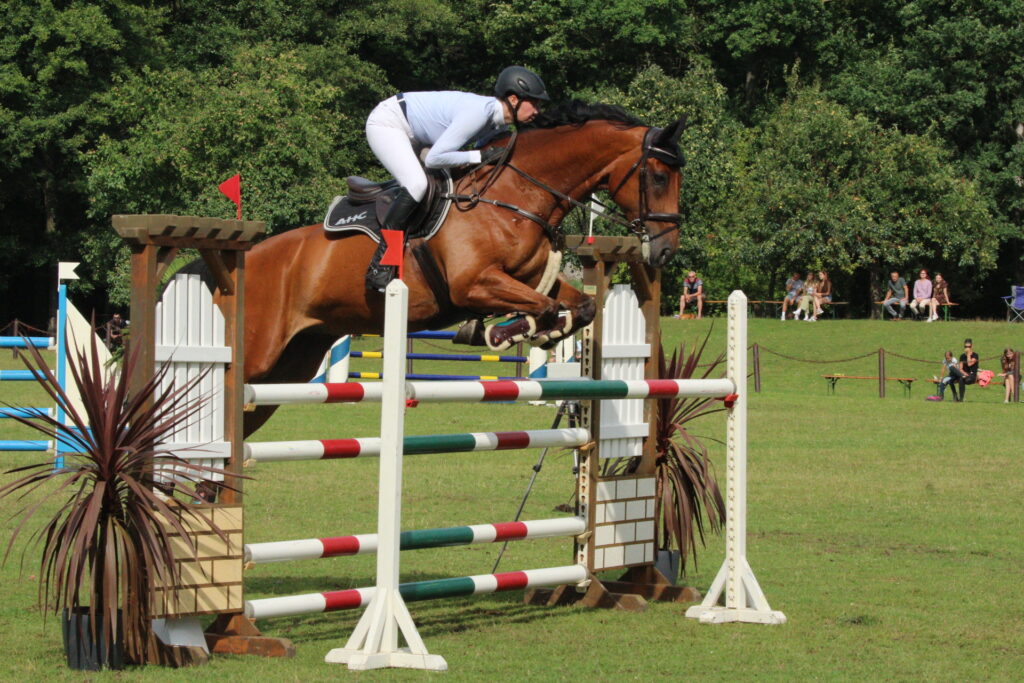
1015,351,1021,403
878,348,885,398
752,343,761,393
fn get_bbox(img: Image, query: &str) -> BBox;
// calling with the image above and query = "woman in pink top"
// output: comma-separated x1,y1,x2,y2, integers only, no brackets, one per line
910,269,933,320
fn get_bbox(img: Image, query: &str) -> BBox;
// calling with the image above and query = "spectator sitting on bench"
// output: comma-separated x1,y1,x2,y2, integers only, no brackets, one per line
883,270,909,319
954,338,979,400
909,269,933,320
928,272,951,322
677,271,704,319
798,272,819,321
999,348,1016,404
814,270,832,318
927,350,963,402
780,271,804,320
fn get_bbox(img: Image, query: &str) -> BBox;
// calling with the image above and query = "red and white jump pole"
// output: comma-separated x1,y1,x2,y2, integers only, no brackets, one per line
245,516,587,564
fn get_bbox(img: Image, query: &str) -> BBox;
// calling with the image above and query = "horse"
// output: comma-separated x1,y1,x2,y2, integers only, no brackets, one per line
239,103,685,436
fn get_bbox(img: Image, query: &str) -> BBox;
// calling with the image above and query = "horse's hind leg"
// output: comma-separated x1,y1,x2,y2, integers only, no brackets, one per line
242,331,339,438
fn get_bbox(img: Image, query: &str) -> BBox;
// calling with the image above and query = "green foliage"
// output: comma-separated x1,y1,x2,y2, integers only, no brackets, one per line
1,0,1023,318
731,77,996,303
82,43,389,302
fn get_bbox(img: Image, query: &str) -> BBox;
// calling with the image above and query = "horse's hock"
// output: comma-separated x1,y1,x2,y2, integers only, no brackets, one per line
115,216,783,669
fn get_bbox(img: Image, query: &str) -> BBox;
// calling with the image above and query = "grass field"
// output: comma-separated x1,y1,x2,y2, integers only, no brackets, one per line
1,314,1023,680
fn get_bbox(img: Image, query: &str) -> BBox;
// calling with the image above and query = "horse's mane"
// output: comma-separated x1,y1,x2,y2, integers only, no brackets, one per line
525,100,646,131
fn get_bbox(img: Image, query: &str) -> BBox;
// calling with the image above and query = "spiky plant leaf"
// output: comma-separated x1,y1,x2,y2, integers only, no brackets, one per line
1,326,238,665
651,331,727,572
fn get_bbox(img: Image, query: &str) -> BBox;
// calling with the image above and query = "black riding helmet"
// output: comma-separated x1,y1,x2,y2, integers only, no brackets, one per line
494,66,550,102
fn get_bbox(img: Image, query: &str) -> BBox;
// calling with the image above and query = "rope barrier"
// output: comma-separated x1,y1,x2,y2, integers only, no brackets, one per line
756,346,876,364
757,346,1002,366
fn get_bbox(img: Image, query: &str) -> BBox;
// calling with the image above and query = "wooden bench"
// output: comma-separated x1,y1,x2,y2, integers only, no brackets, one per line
822,374,916,398
924,377,1005,387
875,301,958,320
760,300,848,319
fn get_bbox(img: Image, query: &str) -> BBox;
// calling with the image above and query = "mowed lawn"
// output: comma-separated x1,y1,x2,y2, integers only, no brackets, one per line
1,313,1022,680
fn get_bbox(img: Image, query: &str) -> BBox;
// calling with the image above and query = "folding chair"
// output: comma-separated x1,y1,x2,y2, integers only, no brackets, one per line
1003,286,1024,322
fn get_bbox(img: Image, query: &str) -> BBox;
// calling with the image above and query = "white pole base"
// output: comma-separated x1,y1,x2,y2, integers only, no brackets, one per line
325,648,448,671
684,605,787,625
684,556,786,625
324,584,446,671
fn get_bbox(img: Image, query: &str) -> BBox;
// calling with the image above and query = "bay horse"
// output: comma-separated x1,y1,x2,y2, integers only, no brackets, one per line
241,103,685,435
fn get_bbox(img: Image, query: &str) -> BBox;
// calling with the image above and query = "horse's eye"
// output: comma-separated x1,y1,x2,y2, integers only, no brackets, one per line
653,172,668,187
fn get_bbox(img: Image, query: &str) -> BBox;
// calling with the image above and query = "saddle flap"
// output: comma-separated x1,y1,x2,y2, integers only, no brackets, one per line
347,176,399,204
323,170,455,242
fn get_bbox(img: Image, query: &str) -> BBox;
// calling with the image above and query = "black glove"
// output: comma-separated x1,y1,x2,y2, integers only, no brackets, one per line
479,147,507,166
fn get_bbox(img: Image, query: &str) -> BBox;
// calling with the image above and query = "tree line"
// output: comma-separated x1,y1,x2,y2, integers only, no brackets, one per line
2,0,1021,322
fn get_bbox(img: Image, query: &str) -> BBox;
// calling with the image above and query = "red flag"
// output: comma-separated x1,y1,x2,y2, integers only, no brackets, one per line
219,174,242,219
380,229,405,280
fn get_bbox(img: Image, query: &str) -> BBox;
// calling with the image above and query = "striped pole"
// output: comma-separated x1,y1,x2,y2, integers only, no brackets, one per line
244,377,735,405
0,337,53,349
0,440,53,451
352,351,528,363
312,336,351,384
406,331,456,340
245,516,586,564
247,564,587,620
348,372,522,381
245,427,590,463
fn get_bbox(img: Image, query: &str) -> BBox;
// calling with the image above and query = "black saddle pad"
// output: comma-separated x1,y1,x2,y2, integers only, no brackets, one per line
323,170,453,243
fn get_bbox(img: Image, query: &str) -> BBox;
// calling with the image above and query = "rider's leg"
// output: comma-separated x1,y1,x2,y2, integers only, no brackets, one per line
366,188,419,290
365,101,428,290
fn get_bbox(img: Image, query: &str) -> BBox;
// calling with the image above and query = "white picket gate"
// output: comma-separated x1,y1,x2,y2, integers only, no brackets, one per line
155,273,232,479
598,285,650,460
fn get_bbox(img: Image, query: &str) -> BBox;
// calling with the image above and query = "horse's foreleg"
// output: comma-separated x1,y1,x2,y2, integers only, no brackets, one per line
453,267,562,350
546,274,597,338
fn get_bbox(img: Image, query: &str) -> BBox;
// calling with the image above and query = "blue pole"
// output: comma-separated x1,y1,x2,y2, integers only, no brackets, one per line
54,282,68,469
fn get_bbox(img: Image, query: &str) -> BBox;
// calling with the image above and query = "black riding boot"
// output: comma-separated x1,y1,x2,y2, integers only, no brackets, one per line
366,188,420,292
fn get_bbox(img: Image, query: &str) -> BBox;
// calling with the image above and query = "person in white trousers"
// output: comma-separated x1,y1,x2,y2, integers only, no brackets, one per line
363,66,550,291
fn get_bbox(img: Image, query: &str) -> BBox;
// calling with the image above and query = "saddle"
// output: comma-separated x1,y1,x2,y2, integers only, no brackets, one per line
323,170,453,243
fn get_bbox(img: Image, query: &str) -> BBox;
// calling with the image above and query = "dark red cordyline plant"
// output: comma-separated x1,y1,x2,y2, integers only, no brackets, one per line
649,333,727,572
0,329,233,666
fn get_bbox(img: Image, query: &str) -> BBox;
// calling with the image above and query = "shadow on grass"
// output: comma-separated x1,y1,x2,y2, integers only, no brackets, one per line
245,570,584,645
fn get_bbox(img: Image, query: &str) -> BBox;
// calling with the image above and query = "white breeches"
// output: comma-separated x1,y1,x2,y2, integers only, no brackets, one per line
365,97,428,201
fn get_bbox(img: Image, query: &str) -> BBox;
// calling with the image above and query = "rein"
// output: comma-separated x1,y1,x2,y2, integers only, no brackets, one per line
444,126,683,247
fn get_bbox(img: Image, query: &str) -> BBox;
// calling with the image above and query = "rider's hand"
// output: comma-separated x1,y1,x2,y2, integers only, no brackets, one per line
479,147,507,166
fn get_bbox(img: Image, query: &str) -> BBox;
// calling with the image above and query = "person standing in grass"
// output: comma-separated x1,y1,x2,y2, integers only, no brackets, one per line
999,348,1017,403
928,350,963,402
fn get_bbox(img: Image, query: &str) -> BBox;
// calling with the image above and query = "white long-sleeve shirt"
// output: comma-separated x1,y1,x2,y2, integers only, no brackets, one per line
401,91,507,168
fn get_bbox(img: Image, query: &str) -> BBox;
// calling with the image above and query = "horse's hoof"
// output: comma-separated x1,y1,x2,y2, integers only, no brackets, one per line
453,318,485,346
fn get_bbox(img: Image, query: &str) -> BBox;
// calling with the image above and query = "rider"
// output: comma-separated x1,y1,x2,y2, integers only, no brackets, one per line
363,66,550,291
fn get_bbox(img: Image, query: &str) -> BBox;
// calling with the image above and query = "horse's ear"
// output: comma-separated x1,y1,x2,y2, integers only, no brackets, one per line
658,116,688,147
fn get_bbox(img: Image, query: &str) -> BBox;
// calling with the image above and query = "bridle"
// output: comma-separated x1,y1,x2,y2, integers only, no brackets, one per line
603,127,683,242
445,126,683,246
